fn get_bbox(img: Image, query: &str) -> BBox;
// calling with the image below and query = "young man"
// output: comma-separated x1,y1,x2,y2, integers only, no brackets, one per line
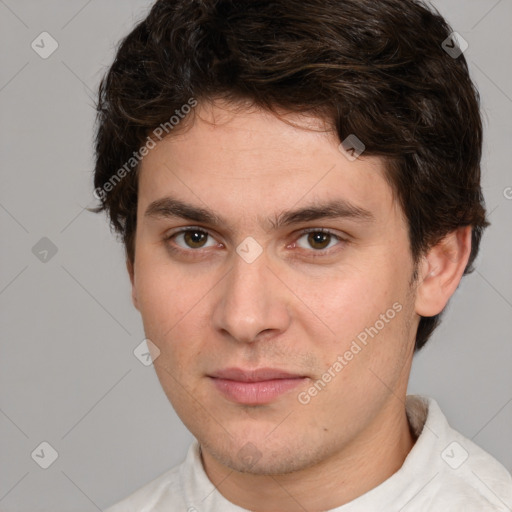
93,0,512,510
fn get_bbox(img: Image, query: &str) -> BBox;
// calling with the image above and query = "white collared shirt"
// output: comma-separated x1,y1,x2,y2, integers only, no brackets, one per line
105,395,512,511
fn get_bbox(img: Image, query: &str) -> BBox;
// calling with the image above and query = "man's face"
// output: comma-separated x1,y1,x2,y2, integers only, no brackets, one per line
130,100,419,475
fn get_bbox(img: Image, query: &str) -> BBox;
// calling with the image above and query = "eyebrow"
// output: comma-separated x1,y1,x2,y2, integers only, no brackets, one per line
144,195,374,230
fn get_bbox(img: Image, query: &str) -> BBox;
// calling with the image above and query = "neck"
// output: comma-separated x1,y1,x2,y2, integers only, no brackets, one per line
201,397,417,512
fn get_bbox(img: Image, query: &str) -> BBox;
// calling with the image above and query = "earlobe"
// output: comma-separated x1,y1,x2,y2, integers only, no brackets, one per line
126,259,139,311
415,226,472,317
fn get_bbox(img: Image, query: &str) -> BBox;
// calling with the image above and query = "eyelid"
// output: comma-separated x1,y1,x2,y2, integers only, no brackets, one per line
164,225,215,239
291,227,348,254
298,227,346,238
164,226,221,247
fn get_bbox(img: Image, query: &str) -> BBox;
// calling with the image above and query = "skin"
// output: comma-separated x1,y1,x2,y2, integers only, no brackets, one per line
127,99,472,511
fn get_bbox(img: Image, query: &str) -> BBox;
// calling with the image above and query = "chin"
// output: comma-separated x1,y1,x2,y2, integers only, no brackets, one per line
200,432,327,476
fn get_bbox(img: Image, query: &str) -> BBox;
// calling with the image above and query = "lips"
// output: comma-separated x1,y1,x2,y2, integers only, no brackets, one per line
208,367,307,405
210,367,303,382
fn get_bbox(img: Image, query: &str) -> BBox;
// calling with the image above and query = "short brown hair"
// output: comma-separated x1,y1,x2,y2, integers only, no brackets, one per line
91,0,489,351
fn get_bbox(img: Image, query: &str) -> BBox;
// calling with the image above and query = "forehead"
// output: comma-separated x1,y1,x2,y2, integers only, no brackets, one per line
137,100,398,224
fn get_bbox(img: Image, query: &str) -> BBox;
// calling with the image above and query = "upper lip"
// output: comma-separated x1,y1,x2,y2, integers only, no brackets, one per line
209,367,305,382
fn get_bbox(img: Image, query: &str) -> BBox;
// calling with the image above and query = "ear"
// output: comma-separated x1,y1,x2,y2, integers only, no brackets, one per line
415,226,472,317
126,258,139,311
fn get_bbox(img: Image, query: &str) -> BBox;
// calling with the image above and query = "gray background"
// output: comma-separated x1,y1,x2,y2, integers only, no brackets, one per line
0,0,511,510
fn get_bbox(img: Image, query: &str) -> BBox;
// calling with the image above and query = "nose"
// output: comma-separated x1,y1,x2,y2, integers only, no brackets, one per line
211,246,292,344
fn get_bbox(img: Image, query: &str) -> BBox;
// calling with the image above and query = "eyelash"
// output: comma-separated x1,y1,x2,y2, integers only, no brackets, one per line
163,226,348,258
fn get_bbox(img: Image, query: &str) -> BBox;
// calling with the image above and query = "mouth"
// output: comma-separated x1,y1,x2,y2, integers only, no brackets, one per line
208,367,308,405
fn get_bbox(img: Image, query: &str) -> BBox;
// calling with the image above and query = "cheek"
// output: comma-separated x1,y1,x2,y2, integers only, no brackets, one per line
308,298,413,421
136,268,209,408
299,269,389,335
300,259,411,364
134,264,208,365
135,254,197,321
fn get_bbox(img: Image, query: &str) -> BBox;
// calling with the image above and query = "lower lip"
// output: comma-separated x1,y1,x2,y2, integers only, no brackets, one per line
211,377,307,405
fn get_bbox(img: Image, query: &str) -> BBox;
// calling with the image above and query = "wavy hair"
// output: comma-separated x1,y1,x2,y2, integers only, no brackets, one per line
92,0,489,350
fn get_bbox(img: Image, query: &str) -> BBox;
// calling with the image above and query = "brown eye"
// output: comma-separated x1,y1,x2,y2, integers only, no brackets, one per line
169,228,217,250
294,229,344,253
307,231,332,250
183,230,208,248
